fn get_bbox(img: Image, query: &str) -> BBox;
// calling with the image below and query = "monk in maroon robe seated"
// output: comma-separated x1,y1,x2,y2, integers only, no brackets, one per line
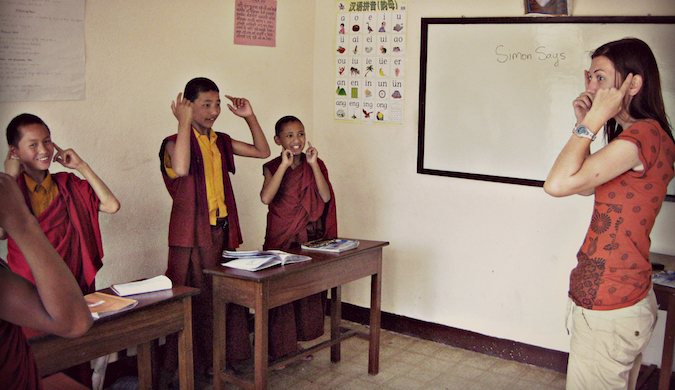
261,116,337,361
2,113,118,388
0,172,92,389
2,113,120,295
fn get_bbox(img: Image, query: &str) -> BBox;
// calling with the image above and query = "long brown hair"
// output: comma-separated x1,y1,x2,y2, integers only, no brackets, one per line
591,38,673,143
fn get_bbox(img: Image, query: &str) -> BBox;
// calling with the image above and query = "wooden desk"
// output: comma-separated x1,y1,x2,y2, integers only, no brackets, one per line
651,252,675,390
205,239,389,390
29,286,199,390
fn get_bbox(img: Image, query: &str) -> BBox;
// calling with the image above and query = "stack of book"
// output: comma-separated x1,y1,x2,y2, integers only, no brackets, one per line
301,238,360,253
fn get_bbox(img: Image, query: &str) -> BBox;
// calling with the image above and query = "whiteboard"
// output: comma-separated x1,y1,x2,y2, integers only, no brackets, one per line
417,17,675,201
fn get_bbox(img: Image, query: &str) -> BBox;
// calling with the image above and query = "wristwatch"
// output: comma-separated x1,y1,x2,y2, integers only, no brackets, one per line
572,125,596,141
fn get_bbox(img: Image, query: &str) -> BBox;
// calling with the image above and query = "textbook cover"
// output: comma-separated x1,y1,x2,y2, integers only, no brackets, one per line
301,238,360,253
85,292,138,320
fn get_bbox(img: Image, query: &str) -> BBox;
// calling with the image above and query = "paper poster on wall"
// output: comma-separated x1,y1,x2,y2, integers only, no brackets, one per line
234,0,277,47
334,1,406,124
0,0,85,102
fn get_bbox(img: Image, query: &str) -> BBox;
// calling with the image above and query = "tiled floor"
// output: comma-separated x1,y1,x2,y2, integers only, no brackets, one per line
192,319,567,390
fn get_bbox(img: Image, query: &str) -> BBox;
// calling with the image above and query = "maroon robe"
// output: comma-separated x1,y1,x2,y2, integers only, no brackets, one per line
0,318,42,390
263,154,337,358
159,131,242,250
263,154,337,249
159,131,250,367
7,172,102,294
0,259,42,390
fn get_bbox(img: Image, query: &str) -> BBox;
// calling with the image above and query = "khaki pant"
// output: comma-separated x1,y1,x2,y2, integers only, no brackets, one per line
566,289,658,390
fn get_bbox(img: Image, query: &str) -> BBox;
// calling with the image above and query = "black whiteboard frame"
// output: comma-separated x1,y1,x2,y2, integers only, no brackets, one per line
417,16,675,202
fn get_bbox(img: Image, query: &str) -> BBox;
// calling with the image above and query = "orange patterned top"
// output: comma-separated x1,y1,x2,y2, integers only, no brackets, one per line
570,119,675,310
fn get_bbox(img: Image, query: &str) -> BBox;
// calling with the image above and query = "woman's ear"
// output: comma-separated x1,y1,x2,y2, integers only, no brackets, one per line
628,74,643,97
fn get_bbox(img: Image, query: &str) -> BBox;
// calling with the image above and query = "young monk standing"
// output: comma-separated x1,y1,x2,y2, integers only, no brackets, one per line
160,77,270,375
260,115,337,362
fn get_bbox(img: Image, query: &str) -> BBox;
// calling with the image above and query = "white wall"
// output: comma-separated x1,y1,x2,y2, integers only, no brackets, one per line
0,0,317,285
0,0,674,367
312,0,675,366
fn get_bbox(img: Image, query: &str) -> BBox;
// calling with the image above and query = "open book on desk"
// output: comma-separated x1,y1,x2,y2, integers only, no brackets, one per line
222,250,312,271
301,238,360,253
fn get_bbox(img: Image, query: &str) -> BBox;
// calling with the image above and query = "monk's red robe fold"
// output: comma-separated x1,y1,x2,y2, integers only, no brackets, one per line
159,130,246,367
0,317,42,390
7,173,102,294
159,131,242,250
263,153,337,358
263,154,337,250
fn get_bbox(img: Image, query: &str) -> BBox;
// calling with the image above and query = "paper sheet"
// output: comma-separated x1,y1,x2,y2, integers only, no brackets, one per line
0,0,85,101
234,0,277,47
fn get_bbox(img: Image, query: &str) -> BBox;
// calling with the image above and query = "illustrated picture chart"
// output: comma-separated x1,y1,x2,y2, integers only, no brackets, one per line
334,1,407,124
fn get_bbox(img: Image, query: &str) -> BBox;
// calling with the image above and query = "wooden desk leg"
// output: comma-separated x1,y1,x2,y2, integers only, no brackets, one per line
213,288,226,390
331,286,342,363
659,296,675,390
179,296,195,390
254,284,269,390
137,342,153,390
369,272,381,375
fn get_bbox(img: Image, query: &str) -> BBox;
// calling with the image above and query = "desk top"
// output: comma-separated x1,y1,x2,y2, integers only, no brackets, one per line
651,253,675,294
205,239,389,281
27,286,200,342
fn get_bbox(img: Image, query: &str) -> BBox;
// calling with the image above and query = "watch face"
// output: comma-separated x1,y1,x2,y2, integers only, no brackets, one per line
574,125,595,140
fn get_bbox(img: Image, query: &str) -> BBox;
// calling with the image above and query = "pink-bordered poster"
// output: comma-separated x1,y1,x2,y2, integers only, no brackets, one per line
334,1,407,124
234,0,277,47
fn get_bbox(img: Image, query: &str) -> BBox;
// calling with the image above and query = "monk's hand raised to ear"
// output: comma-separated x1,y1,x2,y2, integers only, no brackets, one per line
4,149,22,178
171,92,193,126
280,149,293,168
225,95,254,118
306,142,318,165
53,143,85,170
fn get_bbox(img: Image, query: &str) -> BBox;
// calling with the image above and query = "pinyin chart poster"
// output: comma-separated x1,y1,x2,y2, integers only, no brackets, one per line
334,1,407,124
